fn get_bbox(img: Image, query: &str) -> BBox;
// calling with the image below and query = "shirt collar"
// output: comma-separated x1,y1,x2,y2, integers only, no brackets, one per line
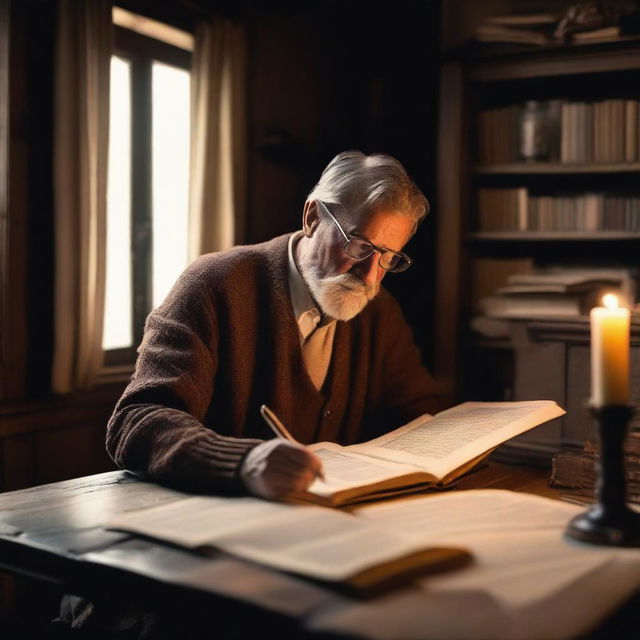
288,231,338,341
288,232,316,317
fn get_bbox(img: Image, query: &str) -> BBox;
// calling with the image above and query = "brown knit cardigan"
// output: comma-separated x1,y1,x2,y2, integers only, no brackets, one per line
106,233,437,494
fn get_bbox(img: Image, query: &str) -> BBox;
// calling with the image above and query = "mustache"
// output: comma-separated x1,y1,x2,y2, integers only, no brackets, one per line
326,273,379,297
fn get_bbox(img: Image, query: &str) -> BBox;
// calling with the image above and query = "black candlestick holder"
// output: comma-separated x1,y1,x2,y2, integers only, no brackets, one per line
565,405,640,547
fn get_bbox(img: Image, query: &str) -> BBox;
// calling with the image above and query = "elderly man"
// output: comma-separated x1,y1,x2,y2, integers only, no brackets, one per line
106,150,436,500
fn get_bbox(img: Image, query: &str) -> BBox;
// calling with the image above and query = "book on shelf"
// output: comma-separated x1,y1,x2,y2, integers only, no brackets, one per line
106,489,472,595
551,428,640,506
473,12,559,47
571,25,620,43
478,98,640,166
300,401,565,507
483,13,559,27
474,24,551,46
476,291,596,319
476,266,635,319
476,187,640,233
506,267,636,304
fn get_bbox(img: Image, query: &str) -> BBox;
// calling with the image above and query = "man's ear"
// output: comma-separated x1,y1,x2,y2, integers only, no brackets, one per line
302,201,320,237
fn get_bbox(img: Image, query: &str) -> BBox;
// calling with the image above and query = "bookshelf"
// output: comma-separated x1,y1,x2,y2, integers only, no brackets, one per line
435,41,640,461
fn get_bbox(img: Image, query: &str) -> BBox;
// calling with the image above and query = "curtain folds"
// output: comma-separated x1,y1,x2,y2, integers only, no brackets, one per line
189,17,248,259
52,7,246,392
52,0,111,393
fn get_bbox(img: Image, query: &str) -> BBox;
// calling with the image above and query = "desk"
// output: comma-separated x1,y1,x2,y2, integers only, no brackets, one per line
0,464,639,639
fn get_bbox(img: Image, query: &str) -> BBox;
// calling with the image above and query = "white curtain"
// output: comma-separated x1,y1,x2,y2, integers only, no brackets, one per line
52,0,111,393
189,17,248,258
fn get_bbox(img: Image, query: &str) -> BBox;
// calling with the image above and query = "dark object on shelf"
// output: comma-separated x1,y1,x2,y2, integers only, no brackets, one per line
553,1,623,42
565,405,640,547
519,101,554,161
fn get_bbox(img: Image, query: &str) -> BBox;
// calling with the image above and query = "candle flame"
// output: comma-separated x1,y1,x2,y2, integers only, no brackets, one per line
603,293,619,309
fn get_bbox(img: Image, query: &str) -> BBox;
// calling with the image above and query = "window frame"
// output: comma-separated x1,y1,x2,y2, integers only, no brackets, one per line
104,26,191,367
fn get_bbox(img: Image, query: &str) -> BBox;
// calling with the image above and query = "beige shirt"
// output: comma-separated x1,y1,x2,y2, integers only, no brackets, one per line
287,232,336,390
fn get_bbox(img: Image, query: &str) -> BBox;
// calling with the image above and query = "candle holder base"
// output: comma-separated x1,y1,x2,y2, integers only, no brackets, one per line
566,505,640,547
565,405,639,548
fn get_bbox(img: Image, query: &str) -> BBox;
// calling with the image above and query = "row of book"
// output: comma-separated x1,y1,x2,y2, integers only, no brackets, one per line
474,267,635,320
477,99,640,165
477,188,640,232
550,429,640,506
561,100,640,164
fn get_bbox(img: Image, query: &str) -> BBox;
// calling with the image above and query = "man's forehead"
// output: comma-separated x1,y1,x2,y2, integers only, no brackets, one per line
347,207,411,230
347,209,414,248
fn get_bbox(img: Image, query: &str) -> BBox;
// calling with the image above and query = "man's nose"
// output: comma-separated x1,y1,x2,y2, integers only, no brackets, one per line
354,253,384,286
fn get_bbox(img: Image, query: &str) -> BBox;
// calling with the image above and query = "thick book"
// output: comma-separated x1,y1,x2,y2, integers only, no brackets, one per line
299,401,565,507
476,292,587,318
106,492,471,595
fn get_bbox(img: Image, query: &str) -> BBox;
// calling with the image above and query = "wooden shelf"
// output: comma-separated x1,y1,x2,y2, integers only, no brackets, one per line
467,44,640,81
469,231,640,241
436,32,640,412
475,163,640,175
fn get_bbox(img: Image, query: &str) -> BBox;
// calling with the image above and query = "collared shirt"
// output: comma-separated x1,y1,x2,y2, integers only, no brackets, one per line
287,231,326,342
287,232,336,390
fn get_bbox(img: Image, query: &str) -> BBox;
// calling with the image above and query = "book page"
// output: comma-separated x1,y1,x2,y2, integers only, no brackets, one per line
304,442,433,498
354,490,640,611
105,494,441,583
302,490,640,640
347,401,565,481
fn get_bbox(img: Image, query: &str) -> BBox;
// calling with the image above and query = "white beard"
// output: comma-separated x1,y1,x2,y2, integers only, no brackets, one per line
303,267,380,321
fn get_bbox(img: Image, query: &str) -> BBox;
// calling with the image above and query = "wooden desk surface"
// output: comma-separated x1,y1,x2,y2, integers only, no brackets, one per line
456,460,562,497
0,463,636,640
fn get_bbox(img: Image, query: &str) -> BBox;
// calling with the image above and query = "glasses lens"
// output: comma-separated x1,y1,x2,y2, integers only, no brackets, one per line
344,237,374,260
380,252,411,273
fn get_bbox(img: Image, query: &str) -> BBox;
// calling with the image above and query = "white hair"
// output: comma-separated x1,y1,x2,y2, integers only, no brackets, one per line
306,150,429,231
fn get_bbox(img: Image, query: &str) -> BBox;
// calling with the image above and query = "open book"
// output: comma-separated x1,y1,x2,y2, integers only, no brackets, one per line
300,401,565,507
106,494,471,595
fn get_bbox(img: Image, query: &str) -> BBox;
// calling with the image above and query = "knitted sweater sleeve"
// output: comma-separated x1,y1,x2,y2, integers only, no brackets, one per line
106,263,261,494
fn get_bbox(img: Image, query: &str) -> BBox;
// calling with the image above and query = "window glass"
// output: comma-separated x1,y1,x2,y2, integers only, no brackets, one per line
151,62,191,309
103,55,132,351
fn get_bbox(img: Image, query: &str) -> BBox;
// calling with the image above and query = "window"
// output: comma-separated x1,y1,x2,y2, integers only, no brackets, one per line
103,11,193,364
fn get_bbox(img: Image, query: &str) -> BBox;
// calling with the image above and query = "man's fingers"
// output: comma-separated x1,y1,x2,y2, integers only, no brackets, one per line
269,443,321,470
239,439,325,499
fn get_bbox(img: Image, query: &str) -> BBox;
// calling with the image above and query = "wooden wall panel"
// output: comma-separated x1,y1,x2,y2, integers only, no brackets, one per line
0,383,124,492
1,434,35,491
35,426,99,486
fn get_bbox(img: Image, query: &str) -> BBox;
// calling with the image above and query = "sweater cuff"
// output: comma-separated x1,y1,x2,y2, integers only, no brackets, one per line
168,430,263,495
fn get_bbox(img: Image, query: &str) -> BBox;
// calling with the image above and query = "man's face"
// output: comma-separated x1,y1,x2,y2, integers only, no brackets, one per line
298,203,414,321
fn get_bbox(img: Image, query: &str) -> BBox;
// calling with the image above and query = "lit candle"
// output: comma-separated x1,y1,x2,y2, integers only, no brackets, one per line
590,294,630,407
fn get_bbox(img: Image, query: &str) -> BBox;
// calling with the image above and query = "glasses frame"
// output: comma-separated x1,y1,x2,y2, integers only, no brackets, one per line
315,200,413,273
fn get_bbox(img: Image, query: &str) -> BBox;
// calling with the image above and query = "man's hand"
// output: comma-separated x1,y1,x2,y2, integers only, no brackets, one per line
240,439,324,499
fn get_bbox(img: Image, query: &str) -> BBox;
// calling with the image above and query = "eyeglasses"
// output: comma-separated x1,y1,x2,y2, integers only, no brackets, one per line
316,200,413,273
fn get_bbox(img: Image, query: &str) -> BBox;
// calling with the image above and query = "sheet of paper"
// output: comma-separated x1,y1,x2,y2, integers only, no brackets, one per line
356,489,640,608
305,490,640,640
106,494,435,582
347,401,565,479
